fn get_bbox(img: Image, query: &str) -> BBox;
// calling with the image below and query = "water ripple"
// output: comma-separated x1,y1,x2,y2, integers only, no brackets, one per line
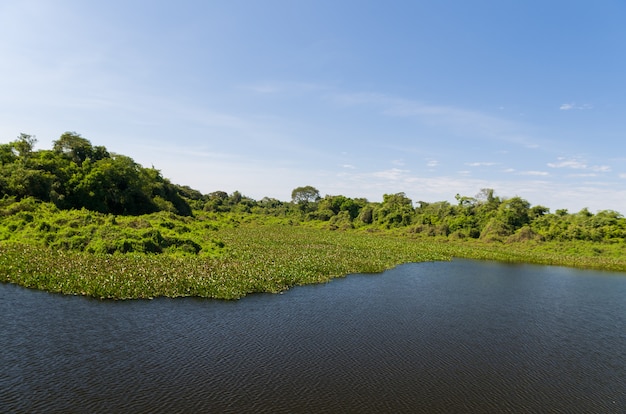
2,260,625,413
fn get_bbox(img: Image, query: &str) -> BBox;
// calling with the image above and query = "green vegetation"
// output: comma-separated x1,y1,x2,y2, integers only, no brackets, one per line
0,132,191,216
1,132,626,300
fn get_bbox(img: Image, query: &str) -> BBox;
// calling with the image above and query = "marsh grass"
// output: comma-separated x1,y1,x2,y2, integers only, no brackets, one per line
0,224,452,299
2,202,626,300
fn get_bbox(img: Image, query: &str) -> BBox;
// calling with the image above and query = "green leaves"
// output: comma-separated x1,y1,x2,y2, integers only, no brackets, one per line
1,132,192,216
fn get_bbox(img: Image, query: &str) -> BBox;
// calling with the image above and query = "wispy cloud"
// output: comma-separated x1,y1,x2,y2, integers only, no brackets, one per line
569,173,600,178
548,158,586,169
240,81,328,95
330,92,539,149
559,102,593,110
466,162,496,167
371,168,410,181
519,170,549,176
547,157,610,172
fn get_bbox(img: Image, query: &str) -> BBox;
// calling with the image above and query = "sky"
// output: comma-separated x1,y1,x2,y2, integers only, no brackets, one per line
1,0,625,213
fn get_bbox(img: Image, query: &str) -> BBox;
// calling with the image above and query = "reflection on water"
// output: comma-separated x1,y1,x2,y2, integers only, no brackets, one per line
1,260,625,413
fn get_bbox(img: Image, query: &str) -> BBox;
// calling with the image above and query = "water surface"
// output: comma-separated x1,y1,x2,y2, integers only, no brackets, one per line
2,259,625,413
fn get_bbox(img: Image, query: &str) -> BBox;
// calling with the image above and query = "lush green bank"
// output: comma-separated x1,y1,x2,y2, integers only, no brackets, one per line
2,133,626,299
2,220,626,300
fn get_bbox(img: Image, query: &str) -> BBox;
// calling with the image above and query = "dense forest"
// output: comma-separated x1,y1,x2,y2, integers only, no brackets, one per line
2,132,626,250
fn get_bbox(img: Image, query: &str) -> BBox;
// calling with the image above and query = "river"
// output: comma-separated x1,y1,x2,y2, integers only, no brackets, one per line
1,259,625,413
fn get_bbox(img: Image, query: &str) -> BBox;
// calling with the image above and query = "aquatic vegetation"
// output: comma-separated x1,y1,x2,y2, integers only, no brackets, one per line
0,224,452,299
2,219,626,300
2,198,626,300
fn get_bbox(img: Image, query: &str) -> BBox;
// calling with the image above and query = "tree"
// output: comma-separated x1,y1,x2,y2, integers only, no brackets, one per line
498,196,531,230
375,192,414,227
53,132,107,166
291,185,320,213
291,186,320,204
13,133,37,159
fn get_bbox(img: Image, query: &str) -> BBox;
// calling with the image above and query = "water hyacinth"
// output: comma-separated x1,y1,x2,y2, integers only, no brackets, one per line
2,220,626,300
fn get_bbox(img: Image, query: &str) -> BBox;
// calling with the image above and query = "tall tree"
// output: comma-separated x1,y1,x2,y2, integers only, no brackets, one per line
53,132,108,166
291,185,320,204
13,133,37,160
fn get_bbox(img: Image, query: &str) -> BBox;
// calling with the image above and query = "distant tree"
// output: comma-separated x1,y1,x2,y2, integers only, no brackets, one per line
455,193,476,207
13,133,37,159
476,188,497,204
375,192,414,227
498,196,531,230
203,191,229,212
530,205,550,219
291,185,320,213
291,186,320,204
229,191,243,205
53,132,108,166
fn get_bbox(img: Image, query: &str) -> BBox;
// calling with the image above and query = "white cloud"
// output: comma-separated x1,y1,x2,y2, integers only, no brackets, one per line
466,162,496,167
426,159,439,167
560,102,593,111
547,157,610,172
548,158,586,169
569,173,599,178
519,171,549,176
371,168,410,181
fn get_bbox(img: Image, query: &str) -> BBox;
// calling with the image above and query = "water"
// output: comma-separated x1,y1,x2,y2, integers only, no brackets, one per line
1,259,625,413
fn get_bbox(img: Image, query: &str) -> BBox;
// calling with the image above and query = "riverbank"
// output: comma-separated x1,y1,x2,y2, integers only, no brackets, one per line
2,222,626,300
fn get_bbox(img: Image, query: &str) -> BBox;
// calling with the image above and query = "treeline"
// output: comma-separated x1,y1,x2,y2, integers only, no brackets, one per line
2,133,625,244
194,186,626,243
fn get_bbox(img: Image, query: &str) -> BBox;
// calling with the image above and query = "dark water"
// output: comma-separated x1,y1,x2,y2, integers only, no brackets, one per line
2,259,625,413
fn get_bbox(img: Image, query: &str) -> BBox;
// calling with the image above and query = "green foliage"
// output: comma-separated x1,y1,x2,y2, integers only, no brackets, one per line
1,132,192,216
375,192,415,228
0,198,222,256
53,131,108,166
291,185,320,213
291,185,320,204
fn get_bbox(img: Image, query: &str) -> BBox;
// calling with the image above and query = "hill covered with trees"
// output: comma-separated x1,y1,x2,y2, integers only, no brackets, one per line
0,132,192,216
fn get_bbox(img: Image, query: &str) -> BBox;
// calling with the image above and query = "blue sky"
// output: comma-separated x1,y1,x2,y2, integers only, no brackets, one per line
1,0,625,213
